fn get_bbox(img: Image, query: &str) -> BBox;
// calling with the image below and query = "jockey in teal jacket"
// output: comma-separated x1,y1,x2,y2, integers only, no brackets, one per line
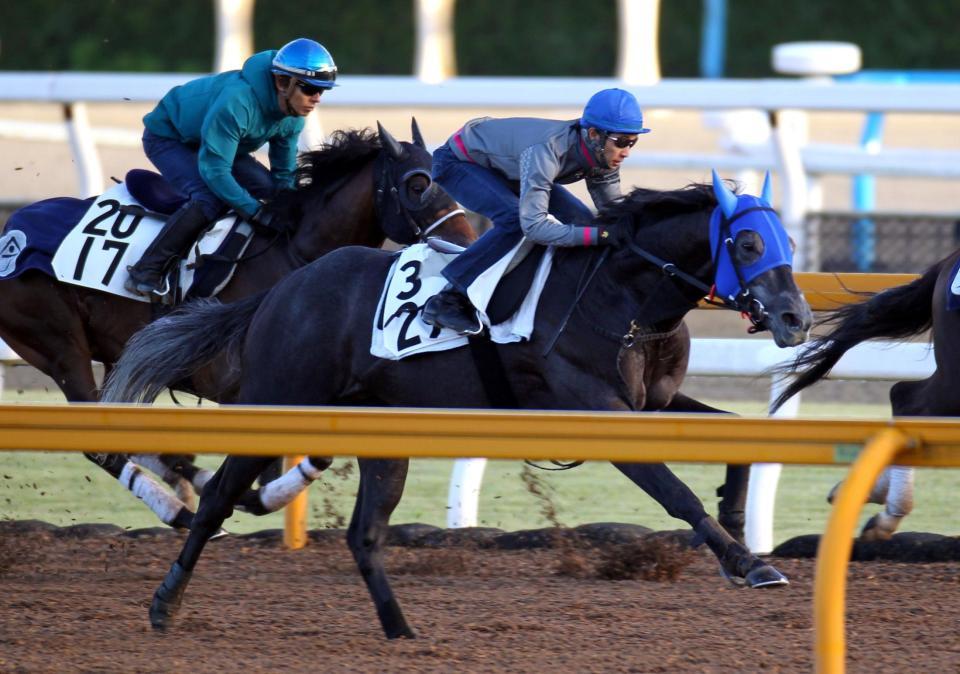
125,38,337,299
143,50,304,219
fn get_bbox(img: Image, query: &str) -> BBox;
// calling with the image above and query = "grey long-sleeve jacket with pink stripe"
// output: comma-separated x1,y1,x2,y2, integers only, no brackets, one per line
445,116,621,246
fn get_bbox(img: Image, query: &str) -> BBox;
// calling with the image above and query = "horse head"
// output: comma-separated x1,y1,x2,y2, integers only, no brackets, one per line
708,170,811,346
375,120,475,248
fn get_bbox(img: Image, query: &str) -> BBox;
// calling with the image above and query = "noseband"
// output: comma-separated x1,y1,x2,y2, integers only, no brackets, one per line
375,157,465,244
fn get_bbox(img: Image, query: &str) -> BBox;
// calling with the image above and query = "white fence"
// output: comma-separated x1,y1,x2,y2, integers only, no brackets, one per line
4,72,960,268
446,337,936,554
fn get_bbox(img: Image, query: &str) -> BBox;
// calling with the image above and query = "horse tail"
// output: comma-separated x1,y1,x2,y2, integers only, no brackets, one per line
102,292,267,404
771,262,942,412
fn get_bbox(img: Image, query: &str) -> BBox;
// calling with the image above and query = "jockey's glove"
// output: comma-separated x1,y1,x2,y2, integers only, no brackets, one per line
249,205,279,231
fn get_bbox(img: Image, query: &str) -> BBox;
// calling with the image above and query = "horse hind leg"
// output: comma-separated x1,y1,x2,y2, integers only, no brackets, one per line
150,455,273,630
348,458,414,639
235,456,333,516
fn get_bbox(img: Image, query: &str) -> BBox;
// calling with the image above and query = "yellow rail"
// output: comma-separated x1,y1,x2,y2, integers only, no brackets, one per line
814,428,910,674
699,272,919,311
1,404,959,465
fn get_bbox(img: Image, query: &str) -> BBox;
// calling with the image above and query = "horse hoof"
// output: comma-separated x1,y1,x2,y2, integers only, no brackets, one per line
859,514,895,542
149,594,177,630
149,561,192,629
745,564,789,589
386,626,416,639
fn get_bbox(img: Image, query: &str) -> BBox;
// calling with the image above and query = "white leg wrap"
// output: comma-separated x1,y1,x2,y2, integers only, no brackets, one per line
258,458,322,513
867,467,892,505
192,468,215,493
119,461,185,525
131,454,179,483
884,465,915,518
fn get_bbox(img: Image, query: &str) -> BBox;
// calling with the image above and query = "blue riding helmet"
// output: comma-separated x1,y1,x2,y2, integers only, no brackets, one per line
580,88,650,134
271,38,338,88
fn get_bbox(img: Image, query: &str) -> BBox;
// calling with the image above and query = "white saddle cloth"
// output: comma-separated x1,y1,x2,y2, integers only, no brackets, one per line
50,182,245,302
370,240,554,360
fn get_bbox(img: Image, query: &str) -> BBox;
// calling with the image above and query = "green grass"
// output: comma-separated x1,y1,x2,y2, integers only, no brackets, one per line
2,390,959,544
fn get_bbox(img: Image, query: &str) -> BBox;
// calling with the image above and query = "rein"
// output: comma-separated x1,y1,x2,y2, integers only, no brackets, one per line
542,205,778,356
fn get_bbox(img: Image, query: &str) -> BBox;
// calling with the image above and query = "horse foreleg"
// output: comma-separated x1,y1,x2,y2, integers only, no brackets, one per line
662,393,747,544
612,461,788,588
132,454,200,510
150,455,273,630
347,458,414,639
84,452,193,529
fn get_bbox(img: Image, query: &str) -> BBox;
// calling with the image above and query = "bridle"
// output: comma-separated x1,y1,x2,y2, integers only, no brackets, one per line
623,205,780,333
541,204,779,358
375,156,465,244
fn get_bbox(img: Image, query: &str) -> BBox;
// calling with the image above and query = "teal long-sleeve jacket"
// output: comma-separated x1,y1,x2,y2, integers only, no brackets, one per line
143,50,304,218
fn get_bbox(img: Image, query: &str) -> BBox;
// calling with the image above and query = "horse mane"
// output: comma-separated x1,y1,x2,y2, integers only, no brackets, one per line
295,128,382,189
269,128,383,225
596,183,719,229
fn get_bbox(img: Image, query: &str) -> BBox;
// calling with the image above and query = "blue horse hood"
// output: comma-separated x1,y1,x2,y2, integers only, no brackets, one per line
709,195,794,301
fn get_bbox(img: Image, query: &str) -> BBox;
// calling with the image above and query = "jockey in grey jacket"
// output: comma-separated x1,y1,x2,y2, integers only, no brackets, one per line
448,116,622,246
422,88,650,335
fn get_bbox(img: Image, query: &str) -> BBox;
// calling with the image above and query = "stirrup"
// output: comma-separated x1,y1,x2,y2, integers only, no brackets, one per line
124,270,171,299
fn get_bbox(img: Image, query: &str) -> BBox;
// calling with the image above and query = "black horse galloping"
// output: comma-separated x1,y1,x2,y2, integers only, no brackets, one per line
104,174,812,638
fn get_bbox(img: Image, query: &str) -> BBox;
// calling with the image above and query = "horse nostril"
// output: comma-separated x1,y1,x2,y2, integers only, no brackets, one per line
781,312,802,331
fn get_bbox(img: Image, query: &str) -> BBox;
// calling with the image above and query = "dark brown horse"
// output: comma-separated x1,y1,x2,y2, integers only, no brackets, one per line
0,120,475,528
772,251,958,540
104,176,812,638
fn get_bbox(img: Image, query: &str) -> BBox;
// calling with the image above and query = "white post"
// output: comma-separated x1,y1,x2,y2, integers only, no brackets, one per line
63,103,103,198
616,0,661,84
447,458,487,528
415,0,457,83
214,0,255,72
745,373,801,554
770,42,862,272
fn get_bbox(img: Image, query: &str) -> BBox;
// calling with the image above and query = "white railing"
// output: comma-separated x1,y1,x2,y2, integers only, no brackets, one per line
4,72,960,257
446,337,935,554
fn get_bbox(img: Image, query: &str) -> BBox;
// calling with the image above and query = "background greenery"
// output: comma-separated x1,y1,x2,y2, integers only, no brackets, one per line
1,1,958,76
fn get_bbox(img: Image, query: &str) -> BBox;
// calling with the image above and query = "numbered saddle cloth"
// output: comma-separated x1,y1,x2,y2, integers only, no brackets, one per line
370,240,553,360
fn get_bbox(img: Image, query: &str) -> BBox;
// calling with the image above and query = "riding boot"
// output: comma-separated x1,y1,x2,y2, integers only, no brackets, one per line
124,201,211,298
421,283,483,335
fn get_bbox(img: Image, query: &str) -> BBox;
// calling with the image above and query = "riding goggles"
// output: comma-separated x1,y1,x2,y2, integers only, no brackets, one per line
606,134,638,149
295,80,327,97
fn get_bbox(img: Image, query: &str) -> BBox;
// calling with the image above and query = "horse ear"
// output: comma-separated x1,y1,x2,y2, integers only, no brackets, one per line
411,117,427,149
760,170,773,205
377,122,404,160
711,169,738,219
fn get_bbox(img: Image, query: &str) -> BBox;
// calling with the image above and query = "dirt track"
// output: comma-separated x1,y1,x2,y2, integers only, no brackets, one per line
2,522,960,673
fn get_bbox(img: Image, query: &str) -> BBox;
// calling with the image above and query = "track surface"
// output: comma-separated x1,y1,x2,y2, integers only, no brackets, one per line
2,524,960,673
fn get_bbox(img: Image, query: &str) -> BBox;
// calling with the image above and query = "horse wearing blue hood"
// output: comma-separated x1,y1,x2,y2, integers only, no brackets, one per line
103,173,812,639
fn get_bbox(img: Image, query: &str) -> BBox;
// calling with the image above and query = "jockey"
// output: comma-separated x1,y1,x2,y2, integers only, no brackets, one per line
421,88,649,334
124,38,337,298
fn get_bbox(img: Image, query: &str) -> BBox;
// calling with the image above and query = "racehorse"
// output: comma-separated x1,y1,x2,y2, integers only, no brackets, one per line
103,173,812,638
0,120,475,528
772,251,959,540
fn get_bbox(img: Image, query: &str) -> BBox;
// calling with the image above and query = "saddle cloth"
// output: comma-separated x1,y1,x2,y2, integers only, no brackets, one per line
1,178,253,302
370,240,554,360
